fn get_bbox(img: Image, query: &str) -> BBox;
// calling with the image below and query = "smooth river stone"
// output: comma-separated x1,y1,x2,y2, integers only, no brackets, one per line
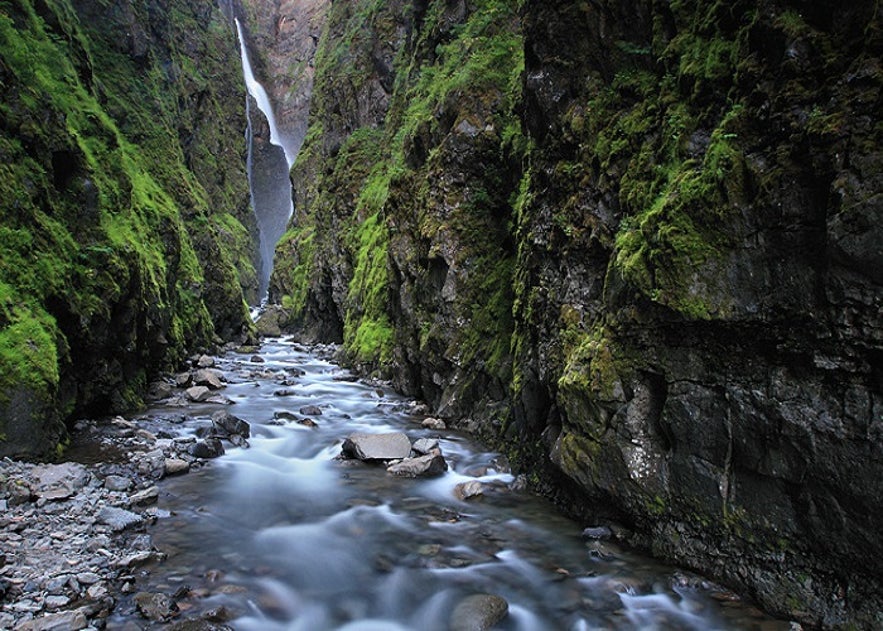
341,432,412,461
449,593,509,631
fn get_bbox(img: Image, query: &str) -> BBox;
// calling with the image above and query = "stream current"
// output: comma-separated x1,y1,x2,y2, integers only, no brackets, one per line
114,338,787,630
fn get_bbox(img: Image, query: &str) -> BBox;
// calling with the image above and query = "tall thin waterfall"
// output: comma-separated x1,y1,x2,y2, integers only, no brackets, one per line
236,18,294,302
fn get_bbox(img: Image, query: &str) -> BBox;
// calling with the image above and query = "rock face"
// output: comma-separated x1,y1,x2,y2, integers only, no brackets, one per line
0,0,257,458
267,0,882,626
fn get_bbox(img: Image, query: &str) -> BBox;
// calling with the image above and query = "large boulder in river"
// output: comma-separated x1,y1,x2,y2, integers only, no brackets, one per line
193,369,224,390
341,433,412,461
211,410,250,439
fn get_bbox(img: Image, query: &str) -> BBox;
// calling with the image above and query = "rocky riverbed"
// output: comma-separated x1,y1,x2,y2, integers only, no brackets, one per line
1,341,798,630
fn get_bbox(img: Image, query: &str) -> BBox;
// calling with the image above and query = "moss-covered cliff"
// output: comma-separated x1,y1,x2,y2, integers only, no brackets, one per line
273,0,881,625
0,0,255,458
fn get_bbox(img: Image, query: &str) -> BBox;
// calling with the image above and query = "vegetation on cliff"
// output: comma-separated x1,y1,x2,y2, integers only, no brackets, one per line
272,0,881,626
0,0,255,458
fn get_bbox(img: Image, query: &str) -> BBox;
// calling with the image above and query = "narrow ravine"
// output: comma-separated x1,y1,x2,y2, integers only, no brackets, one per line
106,338,789,630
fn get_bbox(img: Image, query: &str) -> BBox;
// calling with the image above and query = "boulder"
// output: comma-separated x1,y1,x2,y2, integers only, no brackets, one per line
193,369,224,390
299,404,323,416
387,454,448,478
164,458,190,476
185,386,212,402
196,355,215,368
453,480,484,501
211,410,250,438
103,475,133,492
189,438,225,459
341,433,412,461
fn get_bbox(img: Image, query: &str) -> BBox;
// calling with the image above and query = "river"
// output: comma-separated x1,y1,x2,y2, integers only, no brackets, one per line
110,337,788,630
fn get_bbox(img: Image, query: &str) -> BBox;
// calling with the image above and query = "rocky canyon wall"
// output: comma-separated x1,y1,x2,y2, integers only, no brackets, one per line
0,0,256,458
270,0,881,626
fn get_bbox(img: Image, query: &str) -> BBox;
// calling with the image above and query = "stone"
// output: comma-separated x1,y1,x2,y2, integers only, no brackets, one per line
453,480,484,501
193,369,224,390
130,486,159,506
341,433,412,461
134,592,178,622
189,438,225,459
76,572,101,585
387,454,448,478
44,595,70,609
146,381,172,401
412,438,440,455
582,526,613,540
18,609,88,631
164,459,190,476
185,386,212,402
298,418,318,428
250,355,264,363
196,355,215,368
103,475,133,492
299,405,323,416
175,372,193,388
31,463,89,500
421,417,446,430
449,594,509,631
97,506,143,532
211,410,250,438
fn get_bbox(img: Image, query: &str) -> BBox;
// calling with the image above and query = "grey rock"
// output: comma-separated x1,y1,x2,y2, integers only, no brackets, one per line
412,438,439,455
103,475,133,492
44,595,70,609
196,354,215,368
341,433,412,461
31,463,89,501
146,381,172,401
185,386,212,402
76,572,101,585
175,372,192,388
454,480,484,501
193,369,224,390
164,458,190,476
211,410,250,438
582,526,613,540
17,609,88,630
189,438,225,459
387,454,448,478
97,506,143,532
299,405,323,416
450,593,509,631
130,486,159,506
421,417,447,430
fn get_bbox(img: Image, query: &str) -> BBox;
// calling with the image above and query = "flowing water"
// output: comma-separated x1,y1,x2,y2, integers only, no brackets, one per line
113,338,788,630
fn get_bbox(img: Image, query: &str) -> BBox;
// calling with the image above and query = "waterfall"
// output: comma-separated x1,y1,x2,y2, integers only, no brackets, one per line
236,18,294,302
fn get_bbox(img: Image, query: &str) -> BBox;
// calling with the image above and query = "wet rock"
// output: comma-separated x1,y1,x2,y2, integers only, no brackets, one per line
97,506,143,532
341,433,412,461
194,369,224,390
273,411,298,421
167,621,235,631
164,458,190,476
298,418,319,428
211,410,251,439
582,526,613,540
454,480,484,501
387,454,448,478
449,593,509,631
189,438,225,459
412,438,439,455
185,386,213,402
103,475,133,492
422,417,446,430
274,388,296,397
196,355,215,368
250,355,264,363
134,591,178,622
299,405,323,416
